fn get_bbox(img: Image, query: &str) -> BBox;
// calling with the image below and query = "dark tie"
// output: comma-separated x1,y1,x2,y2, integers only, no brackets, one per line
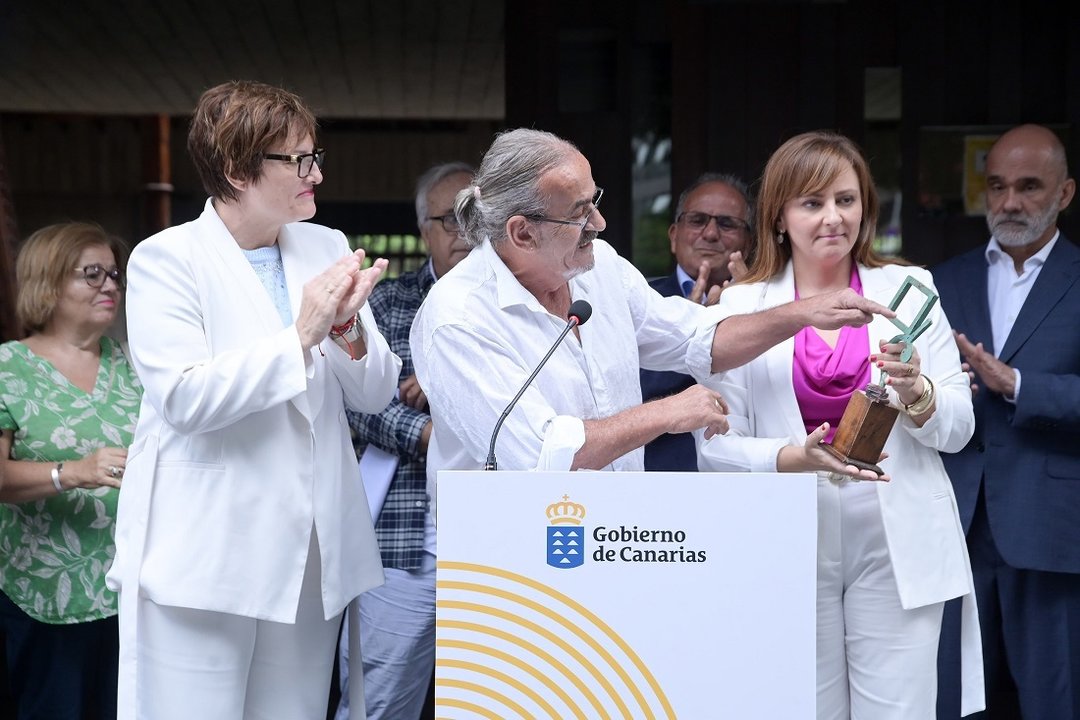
681,279,694,298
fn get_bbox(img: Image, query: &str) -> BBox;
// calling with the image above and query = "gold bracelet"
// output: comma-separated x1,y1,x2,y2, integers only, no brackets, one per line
903,375,935,416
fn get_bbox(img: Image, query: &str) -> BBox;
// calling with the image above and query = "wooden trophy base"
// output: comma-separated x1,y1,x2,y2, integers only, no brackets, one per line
821,385,899,477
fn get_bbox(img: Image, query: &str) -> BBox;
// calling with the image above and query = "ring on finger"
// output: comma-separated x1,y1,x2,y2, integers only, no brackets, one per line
108,465,123,479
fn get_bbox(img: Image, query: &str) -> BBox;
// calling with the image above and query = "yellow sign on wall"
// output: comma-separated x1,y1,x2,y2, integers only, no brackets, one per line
963,135,1000,216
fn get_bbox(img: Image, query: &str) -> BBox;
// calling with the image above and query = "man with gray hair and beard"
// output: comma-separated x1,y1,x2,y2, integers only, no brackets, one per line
934,124,1080,718
410,127,892,490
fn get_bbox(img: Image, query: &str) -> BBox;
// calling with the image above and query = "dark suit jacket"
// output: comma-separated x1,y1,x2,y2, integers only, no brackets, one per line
933,235,1080,573
639,273,698,471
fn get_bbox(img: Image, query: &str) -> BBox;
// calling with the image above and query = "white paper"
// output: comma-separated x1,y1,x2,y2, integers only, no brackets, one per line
359,444,398,523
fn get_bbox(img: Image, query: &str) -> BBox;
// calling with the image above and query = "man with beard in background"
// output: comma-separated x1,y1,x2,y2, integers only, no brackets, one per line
934,124,1080,719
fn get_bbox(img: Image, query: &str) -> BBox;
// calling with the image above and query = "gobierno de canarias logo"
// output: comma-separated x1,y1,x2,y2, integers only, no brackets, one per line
546,495,585,569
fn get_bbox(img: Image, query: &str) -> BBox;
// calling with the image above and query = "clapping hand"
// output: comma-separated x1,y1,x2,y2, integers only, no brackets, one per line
296,251,388,350
687,255,748,306
727,250,748,284
687,262,722,306
954,331,1015,399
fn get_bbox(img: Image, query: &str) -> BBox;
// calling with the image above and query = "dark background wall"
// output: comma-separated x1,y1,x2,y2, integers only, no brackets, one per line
668,0,1080,266
5,0,1080,288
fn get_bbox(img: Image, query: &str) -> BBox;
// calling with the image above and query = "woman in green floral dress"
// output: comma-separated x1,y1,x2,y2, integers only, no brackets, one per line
0,222,141,719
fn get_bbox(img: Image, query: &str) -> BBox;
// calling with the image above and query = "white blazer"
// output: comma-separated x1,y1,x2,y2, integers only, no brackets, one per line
698,262,985,714
108,197,399,634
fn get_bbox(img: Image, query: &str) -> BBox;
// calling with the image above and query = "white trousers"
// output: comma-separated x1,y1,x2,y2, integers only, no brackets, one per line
135,532,343,720
817,479,944,720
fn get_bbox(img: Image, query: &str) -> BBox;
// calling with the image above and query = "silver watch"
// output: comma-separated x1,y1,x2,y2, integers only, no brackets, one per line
338,314,363,343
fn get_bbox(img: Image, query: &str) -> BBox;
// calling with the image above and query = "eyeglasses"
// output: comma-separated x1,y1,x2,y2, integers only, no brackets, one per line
426,213,461,233
527,187,604,230
263,149,326,177
677,211,749,234
75,264,124,289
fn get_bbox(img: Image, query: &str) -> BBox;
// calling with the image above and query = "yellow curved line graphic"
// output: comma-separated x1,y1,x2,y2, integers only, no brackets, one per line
440,561,675,718
440,578,658,718
439,677,535,719
437,696,506,719
440,599,632,719
438,658,562,718
438,637,591,719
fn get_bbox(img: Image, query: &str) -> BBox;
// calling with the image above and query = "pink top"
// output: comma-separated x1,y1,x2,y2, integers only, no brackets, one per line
793,266,870,443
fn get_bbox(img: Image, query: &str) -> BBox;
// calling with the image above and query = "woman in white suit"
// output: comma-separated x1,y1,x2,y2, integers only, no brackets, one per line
107,81,400,719
697,131,983,718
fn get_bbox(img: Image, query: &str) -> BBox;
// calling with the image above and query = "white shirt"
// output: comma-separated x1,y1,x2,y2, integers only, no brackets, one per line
411,238,721,507
985,232,1058,400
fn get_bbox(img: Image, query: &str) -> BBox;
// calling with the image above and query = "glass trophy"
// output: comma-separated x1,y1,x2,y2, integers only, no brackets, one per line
820,275,938,477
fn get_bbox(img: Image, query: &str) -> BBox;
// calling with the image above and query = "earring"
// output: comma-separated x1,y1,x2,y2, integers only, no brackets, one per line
776,231,785,245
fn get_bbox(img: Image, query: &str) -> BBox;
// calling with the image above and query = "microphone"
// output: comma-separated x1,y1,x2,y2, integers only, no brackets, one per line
484,299,593,470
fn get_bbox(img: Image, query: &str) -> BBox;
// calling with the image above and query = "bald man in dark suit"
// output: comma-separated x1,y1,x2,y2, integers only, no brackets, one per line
935,124,1080,719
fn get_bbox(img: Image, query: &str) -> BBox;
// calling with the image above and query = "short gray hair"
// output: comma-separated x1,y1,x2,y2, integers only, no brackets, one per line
454,128,579,248
415,161,475,231
674,172,754,231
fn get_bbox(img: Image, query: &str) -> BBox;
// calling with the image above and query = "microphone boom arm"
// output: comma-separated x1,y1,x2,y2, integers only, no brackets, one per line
483,317,581,471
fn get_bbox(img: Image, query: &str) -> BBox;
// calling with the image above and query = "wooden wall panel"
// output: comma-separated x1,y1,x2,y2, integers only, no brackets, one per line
2,116,144,244
670,0,1080,267
2,113,500,245
0,127,19,341
901,0,1080,266
505,0,634,255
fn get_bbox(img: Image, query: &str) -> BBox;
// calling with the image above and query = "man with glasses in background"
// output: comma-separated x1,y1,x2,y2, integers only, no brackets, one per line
640,173,754,471
335,162,474,720
411,128,892,490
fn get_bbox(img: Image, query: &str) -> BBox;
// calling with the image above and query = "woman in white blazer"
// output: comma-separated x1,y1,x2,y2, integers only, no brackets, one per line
698,131,983,718
106,81,401,719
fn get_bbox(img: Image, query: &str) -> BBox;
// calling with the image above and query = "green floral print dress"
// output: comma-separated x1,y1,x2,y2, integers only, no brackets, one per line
0,337,142,623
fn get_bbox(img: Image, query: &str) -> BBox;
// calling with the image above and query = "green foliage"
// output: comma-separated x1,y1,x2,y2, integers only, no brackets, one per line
633,213,673,279
346,234,429,279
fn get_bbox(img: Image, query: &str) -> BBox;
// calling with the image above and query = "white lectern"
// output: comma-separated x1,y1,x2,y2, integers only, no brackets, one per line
435,471,817,719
